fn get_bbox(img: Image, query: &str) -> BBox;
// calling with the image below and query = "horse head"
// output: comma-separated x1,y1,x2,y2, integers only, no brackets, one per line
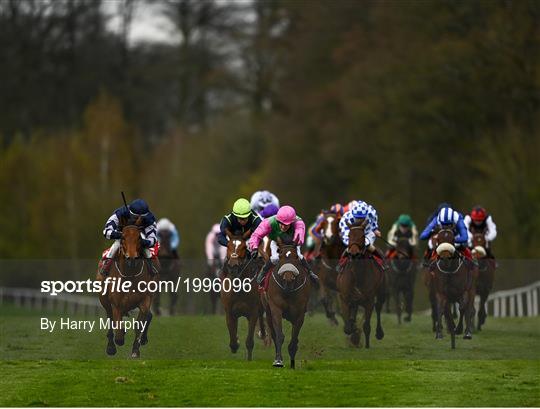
120,216,144,274
225,229,250,270
471,233,487,259
321,211,339,245
347,219,368,257
276,237,302,291
434,228,456,259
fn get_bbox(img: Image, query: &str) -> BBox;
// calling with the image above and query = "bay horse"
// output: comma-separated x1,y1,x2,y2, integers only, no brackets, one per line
261,237,311,368
430,229,477,349
336,220,385,348
221,230,268,360
471,232,495,331
154,229,180,315
97,216,157,358
387,237,417,324
314,211,344,326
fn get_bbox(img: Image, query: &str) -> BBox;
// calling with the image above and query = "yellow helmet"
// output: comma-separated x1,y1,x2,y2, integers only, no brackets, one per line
232,198,251,218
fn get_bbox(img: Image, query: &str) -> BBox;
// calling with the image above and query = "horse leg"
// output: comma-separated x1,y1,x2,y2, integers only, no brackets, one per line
395,288,402,325
477,292,488,331
153,288,161,316
435,295,445,340
349,304,361,347
404,284,414,322
464,295,475,340
270,305,285,367
444,302,456,349
339,294,355,336
375,291,385,340
225,311,240,353
169,286,178,316
288,315,305,369
455,305,464,335
113,307,125,346
363,302,375,349
100,297,116,355
429,287,438,333
246,312,258,361
320,284,338,326
140,311,153,345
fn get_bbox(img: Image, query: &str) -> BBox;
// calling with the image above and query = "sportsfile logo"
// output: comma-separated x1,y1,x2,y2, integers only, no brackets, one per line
40,277,252,296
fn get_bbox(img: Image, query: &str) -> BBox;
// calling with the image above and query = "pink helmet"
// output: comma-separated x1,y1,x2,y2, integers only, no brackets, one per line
276,205,297,225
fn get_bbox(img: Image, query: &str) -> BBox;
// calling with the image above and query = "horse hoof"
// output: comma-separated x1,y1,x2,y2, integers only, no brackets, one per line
273,359,284,367
435,333,443,340
463,333,472,340
115,338,125,346
230,344,239,354
290,360,295,369
131,351,140,358
376,329,384,340
404,316,411,322
106,345,117,356
350,332,361,347
329,317,339,327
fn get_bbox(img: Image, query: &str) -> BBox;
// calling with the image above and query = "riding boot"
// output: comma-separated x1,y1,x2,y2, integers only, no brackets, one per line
256,260,274,287
372,247,389,271
300,257,319,284
98,257,114,277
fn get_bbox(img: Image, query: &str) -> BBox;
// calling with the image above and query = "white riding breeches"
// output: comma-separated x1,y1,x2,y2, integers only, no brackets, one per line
270,241,304,264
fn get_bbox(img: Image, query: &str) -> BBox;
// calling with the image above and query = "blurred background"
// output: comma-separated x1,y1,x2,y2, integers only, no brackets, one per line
0,0,538,270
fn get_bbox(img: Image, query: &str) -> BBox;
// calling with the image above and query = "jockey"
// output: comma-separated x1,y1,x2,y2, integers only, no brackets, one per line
205,224,226,268
99,198,158,276
419,206,471,265
156,218,180,258
338,200,386,270
248,205,319,287
387,214,418,247
250,190,280,217
217,198,262,247
464,206,497,257
308,203,345,258
259,203,279,219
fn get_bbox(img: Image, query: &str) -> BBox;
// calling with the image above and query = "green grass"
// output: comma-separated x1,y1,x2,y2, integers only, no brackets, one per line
1,306,539,406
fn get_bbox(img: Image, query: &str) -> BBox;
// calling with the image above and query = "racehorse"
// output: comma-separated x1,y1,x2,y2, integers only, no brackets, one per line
336,220,385,348
221,230,268,360
387,237,416,324
430,229,477,349
154,229,180,315
313,211,344,326
97,216,157,358
471,232,495,331
261,237,311,368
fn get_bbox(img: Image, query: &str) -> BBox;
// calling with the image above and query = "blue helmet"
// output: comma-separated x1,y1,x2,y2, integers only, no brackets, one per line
129,199,150,216
352,202,369,219
437,207,459,226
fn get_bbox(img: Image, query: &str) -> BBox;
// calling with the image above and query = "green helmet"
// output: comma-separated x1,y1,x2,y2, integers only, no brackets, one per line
398,214,413,227
232,198,251,218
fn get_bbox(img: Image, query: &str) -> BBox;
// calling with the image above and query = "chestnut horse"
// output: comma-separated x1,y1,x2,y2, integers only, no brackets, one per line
314,211,344,326
154,229,180,315
430,229,477,349
261,237,311,368
387,237,417,324
471,232,495,330
221,230,268,360
97,216,157,358
337,220,385,348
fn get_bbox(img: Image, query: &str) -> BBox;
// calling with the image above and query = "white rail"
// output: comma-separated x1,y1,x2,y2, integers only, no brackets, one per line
486,280,540,318
0,286,102,316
